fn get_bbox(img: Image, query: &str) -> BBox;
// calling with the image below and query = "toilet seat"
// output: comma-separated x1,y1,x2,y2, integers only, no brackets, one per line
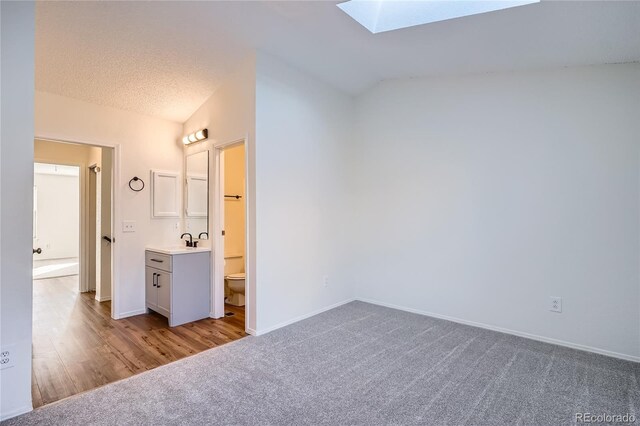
226,273,245,280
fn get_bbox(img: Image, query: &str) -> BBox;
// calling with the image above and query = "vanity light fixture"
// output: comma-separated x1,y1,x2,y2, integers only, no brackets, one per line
182,128,208,145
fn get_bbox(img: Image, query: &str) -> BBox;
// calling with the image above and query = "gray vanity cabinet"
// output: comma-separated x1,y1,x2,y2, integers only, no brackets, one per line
145,249,210,327
145,265,171,317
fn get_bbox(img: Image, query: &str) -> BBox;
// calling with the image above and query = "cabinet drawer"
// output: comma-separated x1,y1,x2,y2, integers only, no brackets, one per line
145,251,172,272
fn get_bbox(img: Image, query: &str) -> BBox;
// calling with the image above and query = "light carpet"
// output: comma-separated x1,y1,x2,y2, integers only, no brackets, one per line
5,301,639,425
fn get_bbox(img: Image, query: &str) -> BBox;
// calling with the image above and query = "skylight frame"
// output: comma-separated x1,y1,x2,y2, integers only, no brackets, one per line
337,0,541,34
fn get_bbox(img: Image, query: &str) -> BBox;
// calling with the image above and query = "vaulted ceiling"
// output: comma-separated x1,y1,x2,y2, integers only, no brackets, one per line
36,1,640,123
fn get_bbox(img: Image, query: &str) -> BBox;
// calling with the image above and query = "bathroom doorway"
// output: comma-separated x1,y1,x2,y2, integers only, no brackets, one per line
220,143,246,323
211,138,252,332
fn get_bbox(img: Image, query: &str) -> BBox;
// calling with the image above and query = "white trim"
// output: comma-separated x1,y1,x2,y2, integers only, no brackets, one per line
253,299,356,336
212,146,225,319
356,298,640,363
0,405,32,422
87,162,99,293
210,137,254,336
94,295,111,302
242,133,255,335
110,145,121,320
115,308,147,319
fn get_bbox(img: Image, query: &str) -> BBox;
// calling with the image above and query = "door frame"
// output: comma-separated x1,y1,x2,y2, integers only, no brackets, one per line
32,160,85,292
34,136,121,319
88,162,99,293
210,137,253,333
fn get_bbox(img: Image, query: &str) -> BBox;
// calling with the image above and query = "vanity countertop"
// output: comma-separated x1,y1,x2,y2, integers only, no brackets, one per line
146,245,212,255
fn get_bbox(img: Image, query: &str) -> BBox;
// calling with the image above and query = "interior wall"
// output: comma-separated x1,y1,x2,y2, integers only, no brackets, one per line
352,63,640,359
255,52,356,333
35,91,184,318
183,55,257,330
35,139,101,165
223,144,245,274
0,1,36,420
33,171,80,260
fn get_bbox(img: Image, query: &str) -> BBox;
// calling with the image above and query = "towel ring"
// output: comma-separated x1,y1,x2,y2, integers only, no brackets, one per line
128,176,145,192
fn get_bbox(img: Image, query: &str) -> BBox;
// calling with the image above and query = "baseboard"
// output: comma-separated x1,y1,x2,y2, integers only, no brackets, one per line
1,405,32,421
356,298,640,363
94,295,111,302
115,308,147,319
254,298,356,336
246,328,257,336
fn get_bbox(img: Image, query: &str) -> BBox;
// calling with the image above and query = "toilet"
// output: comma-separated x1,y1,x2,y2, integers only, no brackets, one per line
225,273,245,306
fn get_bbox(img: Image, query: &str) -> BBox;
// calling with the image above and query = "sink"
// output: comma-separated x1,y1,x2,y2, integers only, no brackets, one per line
145,245,212,255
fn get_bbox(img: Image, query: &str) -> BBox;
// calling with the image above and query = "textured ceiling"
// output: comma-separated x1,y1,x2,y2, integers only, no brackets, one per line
36,1,640,123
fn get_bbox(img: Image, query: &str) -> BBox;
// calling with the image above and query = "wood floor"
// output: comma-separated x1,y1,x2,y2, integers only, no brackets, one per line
32,275,246,408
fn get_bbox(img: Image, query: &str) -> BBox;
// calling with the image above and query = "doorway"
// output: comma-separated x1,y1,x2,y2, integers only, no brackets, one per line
212,139,250,332
31,139,115,407
32,163,80,281
89,150,113,302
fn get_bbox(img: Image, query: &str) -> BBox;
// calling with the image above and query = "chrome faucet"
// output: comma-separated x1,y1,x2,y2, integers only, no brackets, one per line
180,233,194,247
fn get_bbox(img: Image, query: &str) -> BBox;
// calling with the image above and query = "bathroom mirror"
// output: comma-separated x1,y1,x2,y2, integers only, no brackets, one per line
185,150,209,238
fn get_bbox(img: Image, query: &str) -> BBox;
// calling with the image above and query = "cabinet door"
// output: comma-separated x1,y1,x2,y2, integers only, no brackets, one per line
156,271,171,316
145,266,157,308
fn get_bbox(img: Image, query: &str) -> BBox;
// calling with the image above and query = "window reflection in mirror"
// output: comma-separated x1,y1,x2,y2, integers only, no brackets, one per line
185,150,208,238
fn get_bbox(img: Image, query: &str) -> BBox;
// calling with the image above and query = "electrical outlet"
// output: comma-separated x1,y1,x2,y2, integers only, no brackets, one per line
0,344,16,370
122,221,136,233
549,296,562,313
323,275,329,287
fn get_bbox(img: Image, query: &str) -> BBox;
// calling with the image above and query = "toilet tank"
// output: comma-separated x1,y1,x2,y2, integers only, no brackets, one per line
224,255,244,276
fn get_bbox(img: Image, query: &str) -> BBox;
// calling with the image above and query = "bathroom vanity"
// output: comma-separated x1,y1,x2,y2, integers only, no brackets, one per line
145,246,211,326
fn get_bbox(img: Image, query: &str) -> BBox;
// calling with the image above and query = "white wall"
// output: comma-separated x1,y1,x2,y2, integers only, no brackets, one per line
34,171,80,260
353,64,640,360
183,55,257,330
0,1,35,420
255,53,356,332
35,91,184,318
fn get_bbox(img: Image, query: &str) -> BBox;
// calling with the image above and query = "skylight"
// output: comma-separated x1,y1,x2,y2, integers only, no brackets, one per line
337,0,540,34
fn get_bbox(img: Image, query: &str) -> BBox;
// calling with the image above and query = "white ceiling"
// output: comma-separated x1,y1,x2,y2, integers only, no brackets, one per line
36,1,640,123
